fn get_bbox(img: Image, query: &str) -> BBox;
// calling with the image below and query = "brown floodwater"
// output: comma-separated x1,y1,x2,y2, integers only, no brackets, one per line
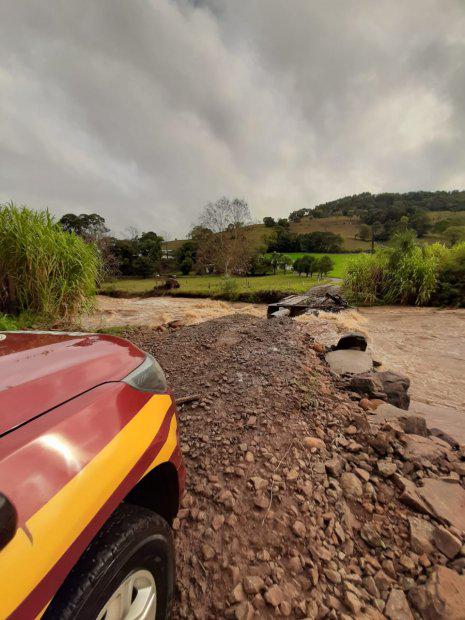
82,295,264,330
84,297,465,418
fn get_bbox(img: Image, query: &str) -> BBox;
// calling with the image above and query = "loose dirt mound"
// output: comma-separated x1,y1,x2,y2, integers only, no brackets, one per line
125,315,465,619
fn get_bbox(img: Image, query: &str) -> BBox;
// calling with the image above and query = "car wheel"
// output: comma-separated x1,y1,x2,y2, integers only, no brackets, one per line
44,504,175,620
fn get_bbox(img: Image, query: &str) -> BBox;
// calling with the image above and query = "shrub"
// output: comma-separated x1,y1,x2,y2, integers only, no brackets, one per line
0,203,100,322
343,253,387,305
343,231,441,306
219,276,239,299
180,257,193,275
431,242,465,307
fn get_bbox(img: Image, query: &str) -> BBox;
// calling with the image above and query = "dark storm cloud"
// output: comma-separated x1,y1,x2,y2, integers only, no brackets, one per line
1,0,464,236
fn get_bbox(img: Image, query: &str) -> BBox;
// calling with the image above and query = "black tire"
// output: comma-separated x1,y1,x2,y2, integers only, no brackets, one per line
44,504,175,620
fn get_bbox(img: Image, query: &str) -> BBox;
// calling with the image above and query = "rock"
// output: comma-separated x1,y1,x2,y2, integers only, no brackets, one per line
371,403,428,436
303,436,326,450
408,516,435,554
264,585,283,607
325,458,343,476
250,476,267,491
344,591,362,615
234,601,254,620
394,475,430,514
376,371,410,410
243,575,264,595
202,544,215,560
377,459,397,477
341,472,363,498
410,566,465,619
401,434,450,464
434,526,462,559
254,495,269,510
385,589,414,620
360,398,381,411
292,520,306,538
348,372,385,397
335,332,368,351
325,350,374,375
418,478,465,531
212,514,225,531
361,523,385,549
231,583,246,603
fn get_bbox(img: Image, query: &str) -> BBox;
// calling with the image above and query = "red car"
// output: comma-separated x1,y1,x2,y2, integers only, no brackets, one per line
0,331,184,620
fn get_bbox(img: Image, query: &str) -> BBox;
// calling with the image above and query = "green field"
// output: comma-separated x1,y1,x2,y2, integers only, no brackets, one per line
268,252,355,278
102,273,329,298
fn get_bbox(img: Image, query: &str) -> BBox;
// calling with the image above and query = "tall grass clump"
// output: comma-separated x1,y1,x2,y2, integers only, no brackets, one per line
0,203,100,323
344,230,440,306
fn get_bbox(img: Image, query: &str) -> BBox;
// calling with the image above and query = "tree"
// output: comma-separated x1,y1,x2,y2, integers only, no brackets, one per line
263,216,276,228
358,224,371,241
444,226,465,247
299,231,343,253
269,252,283,275
277,218,290,228
410,211,431,237
293,257,305,276
294,255,317,277
199,197,252,275
180,257,193,275
278,255,293,272
175,240,197,269
59,213,109,241
316,255,334,277
267,227,300,252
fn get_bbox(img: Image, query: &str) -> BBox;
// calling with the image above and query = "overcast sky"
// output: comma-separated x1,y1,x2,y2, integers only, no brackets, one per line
1,1,464,238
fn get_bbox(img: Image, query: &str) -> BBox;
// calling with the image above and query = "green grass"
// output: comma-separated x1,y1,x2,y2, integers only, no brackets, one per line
267,252,355,278
102,273,327,299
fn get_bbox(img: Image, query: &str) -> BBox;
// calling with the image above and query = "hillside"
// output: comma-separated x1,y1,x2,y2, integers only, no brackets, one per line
165,215,372,253
166,208,462,254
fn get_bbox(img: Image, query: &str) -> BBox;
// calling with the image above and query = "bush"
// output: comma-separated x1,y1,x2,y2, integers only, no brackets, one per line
0,203,100,322
343,253,387,305
343,232,441,306
431,242,465,307
180,257,193,275
219,276,239,299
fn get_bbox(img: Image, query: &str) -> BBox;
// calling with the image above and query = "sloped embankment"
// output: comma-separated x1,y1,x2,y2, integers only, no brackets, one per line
125,316,465,619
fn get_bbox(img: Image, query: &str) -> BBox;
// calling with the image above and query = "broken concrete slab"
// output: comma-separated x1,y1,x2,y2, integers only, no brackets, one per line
325,349,373,375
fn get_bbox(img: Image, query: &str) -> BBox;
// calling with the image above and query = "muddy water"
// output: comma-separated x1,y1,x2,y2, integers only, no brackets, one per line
82,295,264,330
84,296,465,416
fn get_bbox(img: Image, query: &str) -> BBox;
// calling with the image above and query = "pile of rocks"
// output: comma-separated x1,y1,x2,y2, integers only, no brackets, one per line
124,316,465,619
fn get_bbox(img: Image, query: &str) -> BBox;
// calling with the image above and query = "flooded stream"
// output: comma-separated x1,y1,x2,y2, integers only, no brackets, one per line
84,296,465,420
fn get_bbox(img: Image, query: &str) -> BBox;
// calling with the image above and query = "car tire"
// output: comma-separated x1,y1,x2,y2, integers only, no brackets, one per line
44,504,175,620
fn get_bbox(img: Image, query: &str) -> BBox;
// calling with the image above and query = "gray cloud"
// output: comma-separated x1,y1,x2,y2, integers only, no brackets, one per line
1,0,464,237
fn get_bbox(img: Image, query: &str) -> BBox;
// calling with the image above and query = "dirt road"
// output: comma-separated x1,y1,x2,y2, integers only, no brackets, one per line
123,315,465,619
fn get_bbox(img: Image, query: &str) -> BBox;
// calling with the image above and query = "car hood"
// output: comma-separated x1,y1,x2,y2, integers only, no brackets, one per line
0,331,146,435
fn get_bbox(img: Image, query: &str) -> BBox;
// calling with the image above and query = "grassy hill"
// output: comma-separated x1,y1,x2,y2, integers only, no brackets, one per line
165,210,459,254
165,215,372,252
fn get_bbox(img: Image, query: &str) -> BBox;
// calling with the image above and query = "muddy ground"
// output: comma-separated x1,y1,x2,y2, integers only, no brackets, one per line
123,315,465,619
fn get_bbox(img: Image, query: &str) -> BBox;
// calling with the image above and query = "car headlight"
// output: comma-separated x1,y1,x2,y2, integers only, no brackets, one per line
123,354,167,393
